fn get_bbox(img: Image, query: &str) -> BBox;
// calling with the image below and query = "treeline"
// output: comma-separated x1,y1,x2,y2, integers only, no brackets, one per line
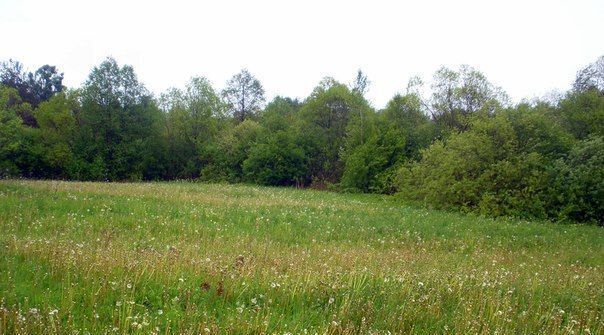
1,57,602,224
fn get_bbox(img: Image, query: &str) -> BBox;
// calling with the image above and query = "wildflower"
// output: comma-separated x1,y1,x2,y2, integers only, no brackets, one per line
157,309,163,315
328,297,335,304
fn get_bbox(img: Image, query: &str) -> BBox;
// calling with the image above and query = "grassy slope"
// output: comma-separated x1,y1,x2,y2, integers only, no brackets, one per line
0,180,602,334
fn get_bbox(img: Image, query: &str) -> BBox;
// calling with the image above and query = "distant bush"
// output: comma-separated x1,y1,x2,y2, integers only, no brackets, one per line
243,131,307,186
396,104,603,224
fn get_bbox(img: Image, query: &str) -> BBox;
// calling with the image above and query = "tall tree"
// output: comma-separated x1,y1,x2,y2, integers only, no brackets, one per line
351,69,370,96
0,59,64,109
429,65,507,133
573,55,604,93
27,65,64,106
160,77,225,178
77,57,165,180
32,91,78,178
0,86,28,176
222,69,265,122
300,79,372,186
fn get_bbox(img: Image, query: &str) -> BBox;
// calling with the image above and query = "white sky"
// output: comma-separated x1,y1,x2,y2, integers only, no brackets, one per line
1,0,603,108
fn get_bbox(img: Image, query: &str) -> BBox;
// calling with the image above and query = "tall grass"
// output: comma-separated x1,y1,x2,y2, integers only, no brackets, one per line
0,180,602,334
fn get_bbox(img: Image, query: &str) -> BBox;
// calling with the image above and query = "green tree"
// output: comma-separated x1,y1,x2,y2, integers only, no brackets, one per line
573,55,604,93
160,77,225,178
382,93,435,159
429,65,507,133
557,90,604,139
201,119,263,182
222,69,265,122
243,96,307,186
243,131,307,186
0,86,27,177
299,79,372,186
0,60,64,111
77,58,166,180
552,136,604,224
32,91,79,178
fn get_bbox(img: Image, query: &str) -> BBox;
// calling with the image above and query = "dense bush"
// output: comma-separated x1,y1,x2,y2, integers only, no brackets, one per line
396,105,602,223
552,136,604,224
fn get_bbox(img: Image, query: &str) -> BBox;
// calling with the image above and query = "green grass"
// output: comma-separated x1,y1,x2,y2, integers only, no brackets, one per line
0,180,602,334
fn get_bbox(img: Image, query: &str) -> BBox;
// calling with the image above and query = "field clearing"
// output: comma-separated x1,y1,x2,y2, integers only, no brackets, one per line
0,180,602,334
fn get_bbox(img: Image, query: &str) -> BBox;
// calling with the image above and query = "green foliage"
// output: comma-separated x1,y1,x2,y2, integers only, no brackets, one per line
0,60,64,109
429,65,508,133
76,58,166,181
299,80,372,186
552,136,604,224
243,131,307,186
201,119,263,182
31,92,78,178
222,69,265,122
161,77,226,179
341,93,435,193
397,108,578,220
0,106,25,176
0,86,33,177
1,55,603,224
557,89,604,139
241,97,307,186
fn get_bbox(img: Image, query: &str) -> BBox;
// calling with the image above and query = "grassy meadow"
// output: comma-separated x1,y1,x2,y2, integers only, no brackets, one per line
0,180,602,334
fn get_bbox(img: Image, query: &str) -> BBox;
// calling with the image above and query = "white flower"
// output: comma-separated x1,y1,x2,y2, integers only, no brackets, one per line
157,309,163,315
328,297,335,304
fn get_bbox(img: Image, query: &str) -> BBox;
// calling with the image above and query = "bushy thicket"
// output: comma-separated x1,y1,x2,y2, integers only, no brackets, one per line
1,56,603,224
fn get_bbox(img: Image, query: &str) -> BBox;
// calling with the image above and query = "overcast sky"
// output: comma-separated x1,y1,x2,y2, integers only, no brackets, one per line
1,0,603,108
